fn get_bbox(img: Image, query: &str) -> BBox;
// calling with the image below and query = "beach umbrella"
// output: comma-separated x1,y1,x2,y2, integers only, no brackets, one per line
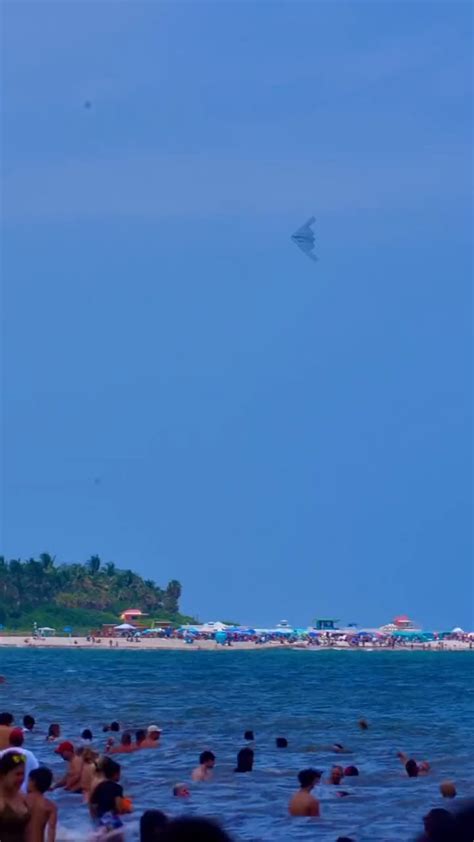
215,631,227,644
63,626,73,634
114,623,136,631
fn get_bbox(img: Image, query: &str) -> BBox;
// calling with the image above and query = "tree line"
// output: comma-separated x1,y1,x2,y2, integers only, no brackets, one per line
0,553,184,628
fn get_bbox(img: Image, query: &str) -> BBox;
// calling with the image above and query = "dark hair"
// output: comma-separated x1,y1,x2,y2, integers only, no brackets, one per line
121,732,132,746
159,818,233,842
423,808,456,840
276,737,288,748
0,713,14,726
344,765,359,776
98,756,117,777
103,759,121,780
23,715,35,730
110,721,120,733
336,838,355,842
48,723,60,737
244,731,254,741
199,751,215,765
0,753,25,776
235,748,254,773
298,768,321,788
406,759,419,778
29,767,53,793
81,729,93,741
140,809,168,841
136,729,147,743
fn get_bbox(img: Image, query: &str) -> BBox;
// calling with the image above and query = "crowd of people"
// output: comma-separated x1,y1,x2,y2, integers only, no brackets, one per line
0,710,473,841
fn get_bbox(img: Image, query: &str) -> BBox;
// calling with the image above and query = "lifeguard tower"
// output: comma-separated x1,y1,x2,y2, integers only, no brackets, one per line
314,618,339,631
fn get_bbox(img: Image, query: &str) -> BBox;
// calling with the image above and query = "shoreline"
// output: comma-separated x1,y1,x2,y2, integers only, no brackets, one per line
0,635,472,652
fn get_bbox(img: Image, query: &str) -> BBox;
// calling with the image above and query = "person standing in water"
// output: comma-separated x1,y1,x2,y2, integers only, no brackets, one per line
289,768,321,817
191,751,215,782
0,753,30,841
26,768,57,842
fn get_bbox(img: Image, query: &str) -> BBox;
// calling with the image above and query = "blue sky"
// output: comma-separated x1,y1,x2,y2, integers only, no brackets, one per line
2,1,472,628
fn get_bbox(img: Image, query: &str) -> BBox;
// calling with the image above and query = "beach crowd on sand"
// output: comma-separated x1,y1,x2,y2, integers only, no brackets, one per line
0,711,473,842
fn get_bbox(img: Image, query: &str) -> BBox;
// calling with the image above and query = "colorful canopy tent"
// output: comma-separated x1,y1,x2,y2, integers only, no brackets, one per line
114,623,136,631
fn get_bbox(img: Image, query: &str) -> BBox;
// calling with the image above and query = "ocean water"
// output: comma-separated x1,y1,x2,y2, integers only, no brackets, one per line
1,647,473,841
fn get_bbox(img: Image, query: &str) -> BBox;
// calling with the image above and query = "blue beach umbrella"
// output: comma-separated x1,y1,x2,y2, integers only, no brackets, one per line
215,631,227,644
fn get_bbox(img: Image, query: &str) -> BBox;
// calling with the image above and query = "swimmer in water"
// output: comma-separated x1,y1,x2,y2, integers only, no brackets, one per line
23,717,35,734
0,753,29,840
172,783,190,798
140,809,168,840
358,719,369,730
108,733,135,755
191,751,215,782
0,713,14,750
397,752,430,777
52,742,83,791
79,748,99,802
234,748,254,773
440,780,456,798
329,765,344,785
46,725,60,744
80,729,93,745
26,767,57,842
288,768,321,817
140,726,161,749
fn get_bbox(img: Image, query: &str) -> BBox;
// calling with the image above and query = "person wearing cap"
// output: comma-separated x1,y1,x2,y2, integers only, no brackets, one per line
289,768,322,817
52,742,83,792
140,726,162,749
0,728,39,794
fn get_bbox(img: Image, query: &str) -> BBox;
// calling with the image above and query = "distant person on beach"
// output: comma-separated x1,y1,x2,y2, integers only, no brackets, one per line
159,817,233,842
192,751,216,782
289,768,321,817
234,748,254,773
45,726,60,744
0,730,39,794
26,767,57,842
22,718,35,734
0,713,14,750
140,809,168,840
108,733,135,755
52,743,82,792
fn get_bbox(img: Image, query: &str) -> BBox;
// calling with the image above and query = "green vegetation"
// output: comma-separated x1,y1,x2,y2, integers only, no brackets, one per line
0,554,193,633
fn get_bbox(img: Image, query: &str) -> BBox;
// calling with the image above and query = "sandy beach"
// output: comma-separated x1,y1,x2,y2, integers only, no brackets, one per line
0,635,471,652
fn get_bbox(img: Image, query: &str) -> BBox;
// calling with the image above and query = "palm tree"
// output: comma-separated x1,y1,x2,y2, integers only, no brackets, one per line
163,579,182,613
86,555,101,575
